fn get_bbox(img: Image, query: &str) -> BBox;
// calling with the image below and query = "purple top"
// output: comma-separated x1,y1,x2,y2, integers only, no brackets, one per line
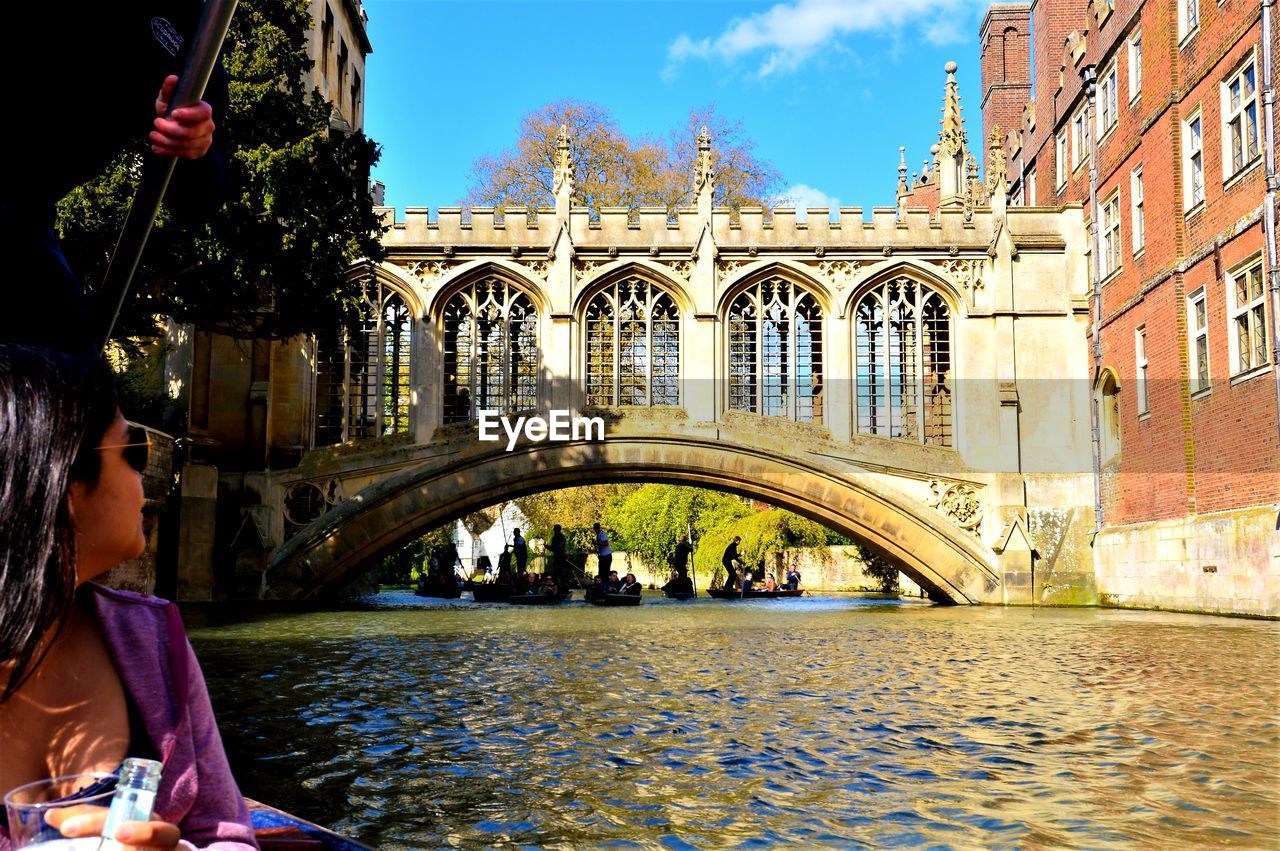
0,584,258,850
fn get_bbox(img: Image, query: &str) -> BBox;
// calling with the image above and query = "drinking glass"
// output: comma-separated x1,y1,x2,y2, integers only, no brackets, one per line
4,773,115,849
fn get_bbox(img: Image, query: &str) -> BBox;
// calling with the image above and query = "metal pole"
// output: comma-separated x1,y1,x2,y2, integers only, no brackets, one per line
98,0,239,351
1259,0,1280,445
1082,64,1104,536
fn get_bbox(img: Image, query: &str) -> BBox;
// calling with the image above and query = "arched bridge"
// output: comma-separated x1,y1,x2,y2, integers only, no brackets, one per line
247,114,1099,605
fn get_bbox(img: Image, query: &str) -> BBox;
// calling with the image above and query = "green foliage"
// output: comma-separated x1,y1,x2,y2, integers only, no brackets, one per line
603,485,750,569
57,0,384,341
851,542,900,592
376,524,456,584
695,508,830,586
515,485,637,552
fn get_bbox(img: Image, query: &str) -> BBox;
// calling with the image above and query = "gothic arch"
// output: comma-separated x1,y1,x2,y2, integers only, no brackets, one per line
424,259,549,319
840,259,967,318
350,260,426,319
577,271,683,408
716,259,833,316
572,259,693,316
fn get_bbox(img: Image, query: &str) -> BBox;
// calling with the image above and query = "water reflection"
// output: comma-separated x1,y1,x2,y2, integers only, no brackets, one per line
189,593,1280,848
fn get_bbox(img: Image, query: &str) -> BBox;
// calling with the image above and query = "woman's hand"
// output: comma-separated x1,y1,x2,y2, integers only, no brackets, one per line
48,805,183,850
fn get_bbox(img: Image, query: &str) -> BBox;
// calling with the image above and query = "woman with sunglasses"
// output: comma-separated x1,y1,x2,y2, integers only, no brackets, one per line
0,345,257,850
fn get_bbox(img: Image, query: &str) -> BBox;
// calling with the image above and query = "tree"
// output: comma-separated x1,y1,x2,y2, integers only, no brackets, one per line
851,542,901,593
515,484,637,552
696,508,830,586
604,485,750,570
56,0,385,341
465,100,783,216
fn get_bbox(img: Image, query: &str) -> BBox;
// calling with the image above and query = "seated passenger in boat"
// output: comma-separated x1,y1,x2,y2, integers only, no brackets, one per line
763,573,778,592
784,568,801,591
607,570,622,592
661,569,694,596
619,573,642,596
586,575,606,600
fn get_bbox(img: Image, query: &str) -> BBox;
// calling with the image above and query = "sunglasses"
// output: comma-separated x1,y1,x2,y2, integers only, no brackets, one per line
95,424,152,474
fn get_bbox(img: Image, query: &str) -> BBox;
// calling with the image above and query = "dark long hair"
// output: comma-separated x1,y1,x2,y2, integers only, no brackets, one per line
0,345,117,702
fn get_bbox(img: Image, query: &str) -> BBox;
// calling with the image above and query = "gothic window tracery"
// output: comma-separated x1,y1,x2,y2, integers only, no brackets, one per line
584,277,680,407
314,278,413,446
726,277,824,423
855,277,952,446
442,277,538,423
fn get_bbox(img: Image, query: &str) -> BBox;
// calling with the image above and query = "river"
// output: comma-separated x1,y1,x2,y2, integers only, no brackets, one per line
187,592,1280,849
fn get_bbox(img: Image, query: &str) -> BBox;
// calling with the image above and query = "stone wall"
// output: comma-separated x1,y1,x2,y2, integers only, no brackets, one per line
1094,506,1280,617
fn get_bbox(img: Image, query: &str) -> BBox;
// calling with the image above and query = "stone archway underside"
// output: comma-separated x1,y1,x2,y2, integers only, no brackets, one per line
268,437,1002,603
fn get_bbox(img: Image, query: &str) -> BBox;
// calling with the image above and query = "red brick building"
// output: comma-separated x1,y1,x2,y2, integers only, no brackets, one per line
980,0,1278,613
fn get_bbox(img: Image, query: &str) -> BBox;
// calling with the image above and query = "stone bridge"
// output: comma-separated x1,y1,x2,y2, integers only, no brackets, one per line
225,68,1099,604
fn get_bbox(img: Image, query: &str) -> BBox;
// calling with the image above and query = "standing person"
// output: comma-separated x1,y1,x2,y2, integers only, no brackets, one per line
673,534,693,577
3,7,231,354
549,525,567,589
593,522,613,580
721,536,742,590
0,345,256,849
512,528,528,575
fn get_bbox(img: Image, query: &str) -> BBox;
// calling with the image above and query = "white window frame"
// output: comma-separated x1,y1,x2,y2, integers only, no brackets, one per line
1182,111,1204,210
1178,0,1199,43
1055,130,1068,189
1128,34,1142,103
1098,63,1119,138
1071,110,1089,169
1135,325,1149,415
1187,288,1210,393
1130,166,1145,253
1226,258,1269,375
1220,53,1261,180
1099,192,1122,280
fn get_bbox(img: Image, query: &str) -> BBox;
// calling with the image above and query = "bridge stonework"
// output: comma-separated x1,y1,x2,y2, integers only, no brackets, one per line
181,70,1099,604
251,129,1099,603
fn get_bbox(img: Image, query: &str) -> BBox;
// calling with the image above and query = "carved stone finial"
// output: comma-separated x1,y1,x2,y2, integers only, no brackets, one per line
986,127,1008,194
694,125,714,195
553,124,574,196
896,146,909,198
938,61,967,158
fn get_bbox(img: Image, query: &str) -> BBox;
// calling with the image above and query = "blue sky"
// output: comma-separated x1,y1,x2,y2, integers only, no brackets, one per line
363,0,990,214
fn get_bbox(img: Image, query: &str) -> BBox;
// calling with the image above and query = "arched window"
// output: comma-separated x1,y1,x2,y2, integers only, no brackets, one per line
855,277,951,446
727,277,823,423
585,277,680,406
442,277,538,423
314,278,413,445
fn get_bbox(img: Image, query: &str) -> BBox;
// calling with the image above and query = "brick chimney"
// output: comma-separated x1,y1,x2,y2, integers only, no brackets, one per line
980,3,1032,164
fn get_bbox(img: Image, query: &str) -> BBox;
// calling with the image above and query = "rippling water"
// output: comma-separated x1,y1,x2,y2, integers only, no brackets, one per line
188,592,1280,848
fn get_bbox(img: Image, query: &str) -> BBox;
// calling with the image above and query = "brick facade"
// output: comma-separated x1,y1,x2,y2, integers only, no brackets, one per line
983,0,1277,530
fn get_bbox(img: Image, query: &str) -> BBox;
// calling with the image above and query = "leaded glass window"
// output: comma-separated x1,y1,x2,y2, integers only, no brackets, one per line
313,278,413,445
727,278,823,423
443,277,538,423
584,277,680,406
855,278,952,446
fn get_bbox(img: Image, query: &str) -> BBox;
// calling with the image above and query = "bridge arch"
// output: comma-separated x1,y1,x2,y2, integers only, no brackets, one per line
267,437,1002,604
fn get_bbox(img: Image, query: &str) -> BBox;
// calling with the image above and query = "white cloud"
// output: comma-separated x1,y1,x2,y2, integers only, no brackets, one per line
666,0,976,77
780,184,841,221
